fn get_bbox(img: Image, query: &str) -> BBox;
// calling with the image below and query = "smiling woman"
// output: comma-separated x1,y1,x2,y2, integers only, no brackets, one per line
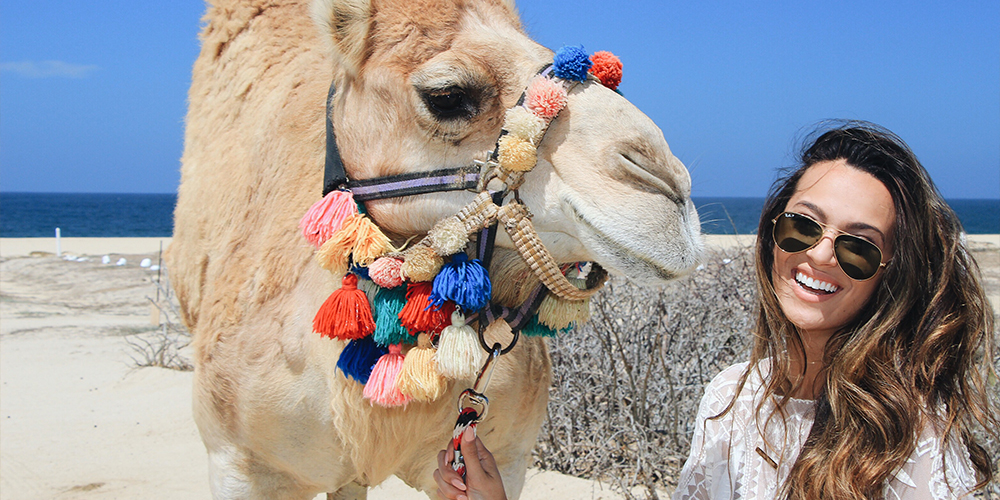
673,122,1000,499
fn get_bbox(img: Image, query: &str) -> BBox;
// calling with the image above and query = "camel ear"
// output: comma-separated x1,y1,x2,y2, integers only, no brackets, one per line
311,0,372,77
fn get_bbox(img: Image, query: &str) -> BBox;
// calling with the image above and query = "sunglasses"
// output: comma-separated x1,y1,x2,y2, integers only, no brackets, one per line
771,212,887,281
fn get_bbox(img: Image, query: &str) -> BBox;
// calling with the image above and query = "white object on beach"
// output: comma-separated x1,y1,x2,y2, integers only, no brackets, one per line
55,227,62,257
102,255,111,264
140,258,152,268
76,257,89,262
63,254,77,261
116,258,127,266
149,265,160,272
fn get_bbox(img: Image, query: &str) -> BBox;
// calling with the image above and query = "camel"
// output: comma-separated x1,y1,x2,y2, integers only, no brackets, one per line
165,0,703,498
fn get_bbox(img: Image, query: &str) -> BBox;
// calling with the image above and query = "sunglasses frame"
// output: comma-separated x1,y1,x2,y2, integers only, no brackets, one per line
771,211,888,281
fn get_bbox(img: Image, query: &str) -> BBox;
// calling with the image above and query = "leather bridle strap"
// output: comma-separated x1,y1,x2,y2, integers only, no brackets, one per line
322,82,479,200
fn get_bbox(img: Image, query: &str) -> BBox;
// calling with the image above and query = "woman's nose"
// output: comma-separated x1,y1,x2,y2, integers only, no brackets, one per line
805,231,838,268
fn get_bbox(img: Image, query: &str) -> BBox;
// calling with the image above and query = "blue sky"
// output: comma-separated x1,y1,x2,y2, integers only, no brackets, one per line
2,1,998,198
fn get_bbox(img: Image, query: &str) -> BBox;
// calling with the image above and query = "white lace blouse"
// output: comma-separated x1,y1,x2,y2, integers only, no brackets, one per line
673,361,980,499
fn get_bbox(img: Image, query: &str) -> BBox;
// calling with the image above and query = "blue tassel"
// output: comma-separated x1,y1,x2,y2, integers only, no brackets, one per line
553,45,592,82
373,285,416,346
337,335,388,384
429,253,492,312
350,265,371,281
521,315,575,337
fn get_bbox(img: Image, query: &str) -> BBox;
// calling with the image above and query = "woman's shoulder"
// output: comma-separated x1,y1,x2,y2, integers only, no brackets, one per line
701,361,755,406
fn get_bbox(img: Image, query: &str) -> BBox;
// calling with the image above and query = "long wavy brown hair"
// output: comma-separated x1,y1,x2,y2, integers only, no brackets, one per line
730,122,997,498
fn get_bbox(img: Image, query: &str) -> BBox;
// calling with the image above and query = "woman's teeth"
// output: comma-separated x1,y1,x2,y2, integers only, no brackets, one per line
796,272,838,293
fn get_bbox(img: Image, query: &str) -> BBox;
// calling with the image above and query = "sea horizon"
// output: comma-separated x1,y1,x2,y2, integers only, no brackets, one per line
2,192,998,237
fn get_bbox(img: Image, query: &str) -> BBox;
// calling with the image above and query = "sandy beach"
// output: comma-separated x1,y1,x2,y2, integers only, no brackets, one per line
1,235,997,499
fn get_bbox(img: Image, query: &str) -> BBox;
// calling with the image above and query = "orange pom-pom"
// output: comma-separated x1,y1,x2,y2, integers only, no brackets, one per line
400,245,443,282
313,274,376,340
589,51,622,90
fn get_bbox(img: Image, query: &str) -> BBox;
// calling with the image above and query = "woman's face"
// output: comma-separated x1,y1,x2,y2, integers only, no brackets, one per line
772,159,895,345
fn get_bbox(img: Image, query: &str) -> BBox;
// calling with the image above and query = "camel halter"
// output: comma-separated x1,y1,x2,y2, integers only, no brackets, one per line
299,46,623,413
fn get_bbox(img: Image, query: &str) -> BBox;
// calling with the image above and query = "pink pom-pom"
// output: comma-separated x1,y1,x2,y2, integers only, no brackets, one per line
368,257,404,288
589,51,622,90
363,344,411,407
299,191,359,248
525,75,567,120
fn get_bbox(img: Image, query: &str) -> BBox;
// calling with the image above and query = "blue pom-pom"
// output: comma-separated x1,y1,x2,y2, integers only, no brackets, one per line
337,335,388,384
373,285,416,346
520,315,575,337
429,253,492,312
553,45,592,82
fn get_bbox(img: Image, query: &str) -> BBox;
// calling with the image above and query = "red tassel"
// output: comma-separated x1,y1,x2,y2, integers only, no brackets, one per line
399,281,456,335
313,274,375,340
363,344,411,407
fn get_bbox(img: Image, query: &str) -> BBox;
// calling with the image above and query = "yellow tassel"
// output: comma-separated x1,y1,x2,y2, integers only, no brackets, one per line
316,214,364,276
396,333,447,402
351,216,392,266
401,244,444,282
537,277,591,330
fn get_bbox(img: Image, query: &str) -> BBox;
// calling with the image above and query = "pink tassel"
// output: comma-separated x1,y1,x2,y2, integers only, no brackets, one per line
299,191,359,248
368,257,405,288
363,344,411,407
525,75,567,120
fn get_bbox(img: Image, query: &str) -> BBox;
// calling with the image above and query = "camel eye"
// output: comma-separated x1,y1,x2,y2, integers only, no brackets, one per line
422,87,476,120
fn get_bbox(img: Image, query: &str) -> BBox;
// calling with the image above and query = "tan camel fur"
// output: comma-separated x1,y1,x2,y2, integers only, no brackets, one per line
166,0,703,498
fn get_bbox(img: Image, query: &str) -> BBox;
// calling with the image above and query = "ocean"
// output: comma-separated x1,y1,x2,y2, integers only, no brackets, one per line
1,193,997,237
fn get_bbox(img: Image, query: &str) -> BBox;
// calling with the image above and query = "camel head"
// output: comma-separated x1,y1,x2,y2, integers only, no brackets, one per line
312,0,702,285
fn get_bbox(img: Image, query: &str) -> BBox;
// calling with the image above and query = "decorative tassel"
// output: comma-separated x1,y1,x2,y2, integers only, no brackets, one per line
313,274,376,340
300,190,359,248
368,257,404,288
427,216,469,256
373,286,416,347
589,51,622,90
525,75,567,120
429,253,492,312
553,45,593,82
399,281,456,335
504,106,545,145
400,244,444,282
337,335,387,384
355,275,380,311
497,135,537,172
436,310,485,380
364,344,411,407
521,315,573,337
351,216,393,266
537,294,591,331
397,333,447,402
316,214,364,276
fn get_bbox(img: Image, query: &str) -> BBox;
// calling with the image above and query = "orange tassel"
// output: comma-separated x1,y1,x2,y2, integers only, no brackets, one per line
313,274,375,340
399,281,456,335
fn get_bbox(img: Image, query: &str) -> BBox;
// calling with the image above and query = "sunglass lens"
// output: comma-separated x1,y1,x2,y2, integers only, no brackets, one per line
835,236,882,280
773,213,821,253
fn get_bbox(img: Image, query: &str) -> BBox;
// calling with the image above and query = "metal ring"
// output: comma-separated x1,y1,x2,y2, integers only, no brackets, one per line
477,322,520,355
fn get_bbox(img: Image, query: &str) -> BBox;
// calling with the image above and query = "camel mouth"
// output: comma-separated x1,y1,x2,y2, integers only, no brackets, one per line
564,197,703,284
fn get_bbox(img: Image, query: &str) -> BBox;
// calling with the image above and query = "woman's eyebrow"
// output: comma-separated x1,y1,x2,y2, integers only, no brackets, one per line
793,200,887,241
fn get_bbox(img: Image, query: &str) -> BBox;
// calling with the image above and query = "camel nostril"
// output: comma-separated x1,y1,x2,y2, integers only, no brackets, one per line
618,150,686,205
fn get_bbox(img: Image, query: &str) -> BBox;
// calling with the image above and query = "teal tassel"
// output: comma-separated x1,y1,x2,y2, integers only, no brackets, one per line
429,253,492,312
337,335,387,384
521,315,574,337
373,285,415,346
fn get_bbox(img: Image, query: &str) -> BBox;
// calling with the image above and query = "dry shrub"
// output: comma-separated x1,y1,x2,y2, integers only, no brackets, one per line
536,247,755,498
126,266,193,371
